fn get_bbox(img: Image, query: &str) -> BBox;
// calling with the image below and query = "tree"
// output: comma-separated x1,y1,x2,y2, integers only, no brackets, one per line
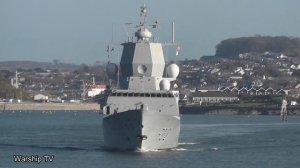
215,36,300,58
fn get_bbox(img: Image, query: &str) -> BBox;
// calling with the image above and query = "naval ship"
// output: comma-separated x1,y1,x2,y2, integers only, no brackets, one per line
102,4,181,151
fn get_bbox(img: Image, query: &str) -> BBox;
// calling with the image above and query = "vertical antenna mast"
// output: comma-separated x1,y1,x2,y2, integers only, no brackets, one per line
172,22,175,44
140,3,147,24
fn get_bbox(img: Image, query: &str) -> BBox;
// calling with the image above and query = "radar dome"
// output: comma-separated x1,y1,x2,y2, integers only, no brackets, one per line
106,63,118,76
159,79,171,91
166,64,179,78
135,28,152,40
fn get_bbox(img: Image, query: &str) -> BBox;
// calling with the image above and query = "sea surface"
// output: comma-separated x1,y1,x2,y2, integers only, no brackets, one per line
0,111,300,168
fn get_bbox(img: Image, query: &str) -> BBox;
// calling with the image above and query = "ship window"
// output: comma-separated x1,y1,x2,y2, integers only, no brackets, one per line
116,93,122,96
122,93,128,96
150,93,156,97
162,94,168,97
133,93,139,97
106,106,110,115
157,94,162,97
140,93,145,97
167,94,173,97
128,93,133,97
145,93,150,97
111,93,117,96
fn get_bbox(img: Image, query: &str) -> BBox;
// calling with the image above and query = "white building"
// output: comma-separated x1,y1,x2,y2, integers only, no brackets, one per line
87,84,106,98
34,94,48,102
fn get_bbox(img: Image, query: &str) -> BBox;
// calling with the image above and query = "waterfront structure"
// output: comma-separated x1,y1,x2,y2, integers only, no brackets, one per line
33,94,48,102
218,86,289,96
192,91,239,105
87,84,106,98
281,99,288,121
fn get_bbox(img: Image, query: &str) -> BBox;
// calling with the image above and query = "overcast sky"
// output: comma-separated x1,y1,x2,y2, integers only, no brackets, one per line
1,0,300,64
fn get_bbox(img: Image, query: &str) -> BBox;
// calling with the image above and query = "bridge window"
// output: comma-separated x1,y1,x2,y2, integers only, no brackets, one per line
106,106,110,115
167,94,173,97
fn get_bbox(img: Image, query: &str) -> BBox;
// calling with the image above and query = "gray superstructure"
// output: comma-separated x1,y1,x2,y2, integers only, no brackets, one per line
102,4,180,151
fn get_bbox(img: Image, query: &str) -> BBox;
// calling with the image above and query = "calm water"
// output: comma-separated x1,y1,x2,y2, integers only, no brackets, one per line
0,111,300,168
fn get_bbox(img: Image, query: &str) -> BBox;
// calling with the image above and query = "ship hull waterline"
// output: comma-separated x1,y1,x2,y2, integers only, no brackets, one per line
102,109,180,151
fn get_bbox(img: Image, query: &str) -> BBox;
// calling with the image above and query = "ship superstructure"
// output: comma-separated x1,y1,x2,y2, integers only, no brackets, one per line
102,4,180,150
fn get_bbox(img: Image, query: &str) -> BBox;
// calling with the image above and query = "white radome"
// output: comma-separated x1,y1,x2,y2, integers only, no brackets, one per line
135,28,152,39
166,64,179,78
106,63,118,76
159,79,171,91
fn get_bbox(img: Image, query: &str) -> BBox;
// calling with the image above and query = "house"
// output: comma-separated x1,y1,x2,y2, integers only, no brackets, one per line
266,88,276,95
238,87,248,95
192,91,239,105
229,76,243,80
87,84,107,98
256,87,266,95
179,93,188,104
290,89,300,98
34,94,48,103
276,89,289,95
247,87,257,95
230,87,239,94
222,87,231,93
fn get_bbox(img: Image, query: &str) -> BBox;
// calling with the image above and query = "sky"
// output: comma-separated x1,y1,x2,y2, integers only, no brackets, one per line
1,0,300,64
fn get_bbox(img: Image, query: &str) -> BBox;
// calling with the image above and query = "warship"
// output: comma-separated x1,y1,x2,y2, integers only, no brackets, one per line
101,4,181,150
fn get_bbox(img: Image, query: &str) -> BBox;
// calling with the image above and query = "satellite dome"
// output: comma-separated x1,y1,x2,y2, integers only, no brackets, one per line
159,79,171,91
166,64,179,78
106,63,118,76
135,28,152,40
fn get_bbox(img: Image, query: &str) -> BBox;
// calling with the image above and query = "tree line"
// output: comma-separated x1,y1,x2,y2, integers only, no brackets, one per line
0,74,28,100
215,36,300,58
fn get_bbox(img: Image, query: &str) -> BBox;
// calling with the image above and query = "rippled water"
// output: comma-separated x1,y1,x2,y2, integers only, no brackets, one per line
0,111,300,168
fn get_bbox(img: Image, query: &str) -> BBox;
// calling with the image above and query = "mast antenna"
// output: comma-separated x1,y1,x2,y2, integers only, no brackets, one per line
140,3,147,24
172,22,175,44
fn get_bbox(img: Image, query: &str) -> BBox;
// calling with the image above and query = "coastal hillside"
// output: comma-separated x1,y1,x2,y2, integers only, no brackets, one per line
215,36,300,58
0,61,81,71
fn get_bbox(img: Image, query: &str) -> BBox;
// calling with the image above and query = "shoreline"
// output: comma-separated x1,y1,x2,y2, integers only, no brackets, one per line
1,103,300,115
179,105,300,115
0,102,100,111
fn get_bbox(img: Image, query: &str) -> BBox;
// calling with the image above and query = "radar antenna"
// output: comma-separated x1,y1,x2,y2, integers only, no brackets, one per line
124,4,159,42
140,3,147,24
106,44,114,62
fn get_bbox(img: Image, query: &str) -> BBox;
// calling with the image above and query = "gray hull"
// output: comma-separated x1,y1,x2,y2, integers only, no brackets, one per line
103,109,180,150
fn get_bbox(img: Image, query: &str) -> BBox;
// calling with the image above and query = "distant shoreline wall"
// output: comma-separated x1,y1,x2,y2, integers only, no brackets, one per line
180,106,300,115
0,103,100,111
